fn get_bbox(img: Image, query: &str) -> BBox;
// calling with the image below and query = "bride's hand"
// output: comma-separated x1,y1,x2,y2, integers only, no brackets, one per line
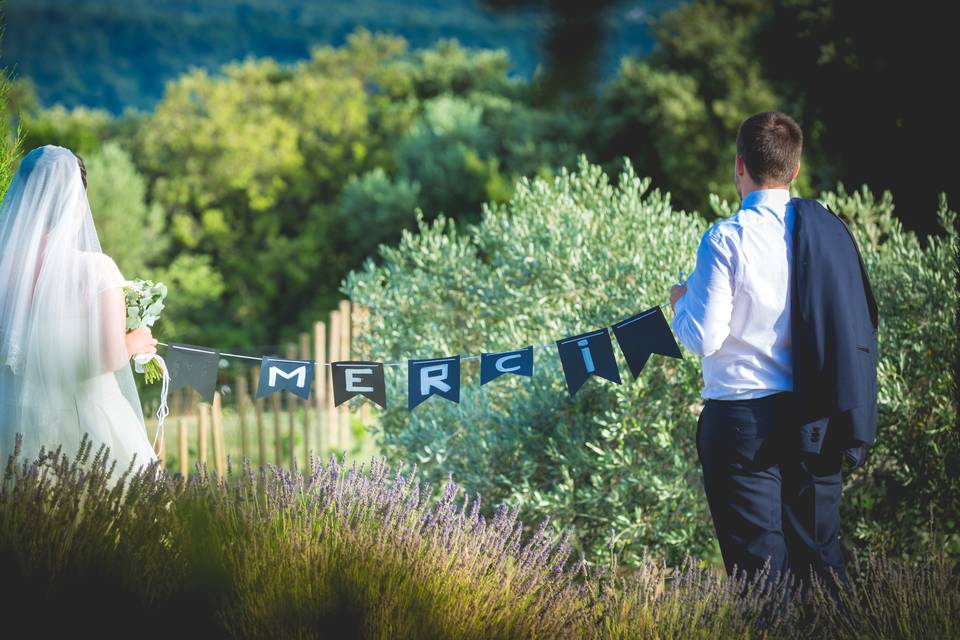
125,327,158,359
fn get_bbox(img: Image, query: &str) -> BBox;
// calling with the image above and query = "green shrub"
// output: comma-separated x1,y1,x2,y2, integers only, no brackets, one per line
346,157,711,566
345,157,959,568
844,194,959,556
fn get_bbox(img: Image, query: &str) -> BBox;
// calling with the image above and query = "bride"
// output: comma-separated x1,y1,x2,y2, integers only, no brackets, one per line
0,145,160,476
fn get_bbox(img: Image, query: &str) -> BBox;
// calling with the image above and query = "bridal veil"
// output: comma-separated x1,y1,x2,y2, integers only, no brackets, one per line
0,145,153,472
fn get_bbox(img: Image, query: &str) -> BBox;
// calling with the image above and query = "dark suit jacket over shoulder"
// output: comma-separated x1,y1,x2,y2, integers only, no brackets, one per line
790,197,879,463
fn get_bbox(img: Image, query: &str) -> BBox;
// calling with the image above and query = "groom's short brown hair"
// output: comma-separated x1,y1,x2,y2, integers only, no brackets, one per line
736,112,803,186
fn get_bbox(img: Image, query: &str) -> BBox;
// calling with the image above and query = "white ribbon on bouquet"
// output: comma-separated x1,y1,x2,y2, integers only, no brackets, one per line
133,352,170,451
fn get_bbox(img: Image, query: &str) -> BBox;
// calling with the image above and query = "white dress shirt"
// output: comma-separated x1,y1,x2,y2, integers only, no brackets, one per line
672,188,795,400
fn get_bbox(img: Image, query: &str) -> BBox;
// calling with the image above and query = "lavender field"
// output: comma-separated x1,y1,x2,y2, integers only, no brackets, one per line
1,433,956,639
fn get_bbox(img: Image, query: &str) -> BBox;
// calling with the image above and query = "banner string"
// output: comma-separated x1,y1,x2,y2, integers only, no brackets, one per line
154,301,673,370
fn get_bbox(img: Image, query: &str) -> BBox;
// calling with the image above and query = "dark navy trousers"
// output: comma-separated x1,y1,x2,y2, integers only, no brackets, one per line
697,391,847,589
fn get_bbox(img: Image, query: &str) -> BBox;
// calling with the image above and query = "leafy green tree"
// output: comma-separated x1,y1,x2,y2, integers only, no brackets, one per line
335,168,421,262
138,57,371,345
756,0,956,235
394,95,503,219
0,78,20,195
0,3,22,195
85,142,167,277
593,1,790,215
135,32,581,346
21,105,123,157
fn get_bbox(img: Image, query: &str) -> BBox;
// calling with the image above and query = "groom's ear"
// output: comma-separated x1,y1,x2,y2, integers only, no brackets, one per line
735,155,747,177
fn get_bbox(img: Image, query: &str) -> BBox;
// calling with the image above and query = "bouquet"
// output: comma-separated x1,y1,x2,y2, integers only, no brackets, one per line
124,278,167,383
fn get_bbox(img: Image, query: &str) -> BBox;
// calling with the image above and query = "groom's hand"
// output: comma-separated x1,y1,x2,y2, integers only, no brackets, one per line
670,284,687,312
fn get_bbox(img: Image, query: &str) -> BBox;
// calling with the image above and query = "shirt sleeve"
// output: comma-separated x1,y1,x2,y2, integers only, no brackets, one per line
671,230,736,357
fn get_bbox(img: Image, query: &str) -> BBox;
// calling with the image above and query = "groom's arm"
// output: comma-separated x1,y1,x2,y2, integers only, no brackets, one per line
671,231,736,357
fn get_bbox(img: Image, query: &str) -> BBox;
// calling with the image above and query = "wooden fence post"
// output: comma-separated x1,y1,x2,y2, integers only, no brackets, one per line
327,310,341,452
338,300,352,453
237,373,250,463
251,366,266,467
212,391,225,479
314,321,327,457
271,391,282,465
285,343,298,469
178,419,188,479
299,332,312,470
353,304,372,426
197,401,209,475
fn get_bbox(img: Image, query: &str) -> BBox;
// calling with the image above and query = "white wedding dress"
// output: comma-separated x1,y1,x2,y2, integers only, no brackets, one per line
0,145,158,479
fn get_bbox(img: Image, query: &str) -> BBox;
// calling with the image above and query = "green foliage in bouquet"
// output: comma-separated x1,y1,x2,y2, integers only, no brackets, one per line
125,278,167,383
345,157,959,567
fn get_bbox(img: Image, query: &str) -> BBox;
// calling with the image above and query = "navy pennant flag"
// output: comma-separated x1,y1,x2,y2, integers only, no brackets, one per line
611,306,683,378
167,343,219,402
256,358,315,400
556,329,622,396
408,355,461,410
332,361,387,408
480,346,534,385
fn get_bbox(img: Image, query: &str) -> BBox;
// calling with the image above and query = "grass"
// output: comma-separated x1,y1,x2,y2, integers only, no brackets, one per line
1,432,957,639
152,401,381,475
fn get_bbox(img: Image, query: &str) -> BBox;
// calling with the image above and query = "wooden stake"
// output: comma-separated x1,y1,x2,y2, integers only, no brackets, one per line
178,418,188,479
354,305,373,426
237,373,250,463
251,366,266,467
327,310,341,451
197,402,209,474
339,300,351,454
286,343,298,469
299,332,312,470
271,391,282,465
314,320,327,456
212,391,225,479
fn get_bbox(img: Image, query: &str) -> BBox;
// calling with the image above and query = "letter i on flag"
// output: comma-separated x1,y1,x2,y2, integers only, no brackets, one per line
257,357,315,400
480,346,534,385
332,361,387,408
610,306,682,378
408,355,461,410
555,329,621,396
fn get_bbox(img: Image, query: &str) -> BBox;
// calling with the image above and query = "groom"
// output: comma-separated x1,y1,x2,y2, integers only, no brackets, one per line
669,111,878,591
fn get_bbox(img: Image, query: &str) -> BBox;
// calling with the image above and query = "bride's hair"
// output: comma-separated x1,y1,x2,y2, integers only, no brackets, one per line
74,152,87,190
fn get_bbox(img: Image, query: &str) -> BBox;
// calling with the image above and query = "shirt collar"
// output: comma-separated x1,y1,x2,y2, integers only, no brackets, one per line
741,188,792,210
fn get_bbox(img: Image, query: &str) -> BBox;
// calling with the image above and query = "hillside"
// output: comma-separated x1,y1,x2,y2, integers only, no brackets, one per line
2,0,671,112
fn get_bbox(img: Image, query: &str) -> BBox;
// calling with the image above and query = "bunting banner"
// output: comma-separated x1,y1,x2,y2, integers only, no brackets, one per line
256,357,315,400
555,328,622,396
166,343,219,402
332,361,387,408
480,346,534,385
611,306,683,378
156,303,685,411
408,355,461,410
